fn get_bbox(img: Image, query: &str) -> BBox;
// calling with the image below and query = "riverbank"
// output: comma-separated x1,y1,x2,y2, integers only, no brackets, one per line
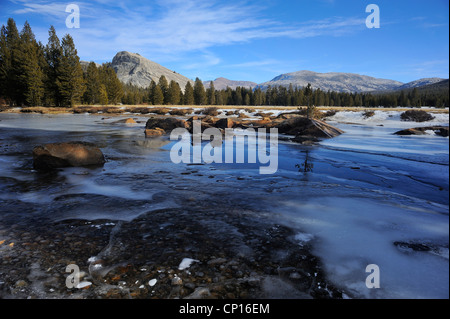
1,105,448,115
0,201,343,299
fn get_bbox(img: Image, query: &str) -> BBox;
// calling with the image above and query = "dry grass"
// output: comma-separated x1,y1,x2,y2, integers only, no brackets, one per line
109,105,449,113
19,107,71,114
5,104,449,114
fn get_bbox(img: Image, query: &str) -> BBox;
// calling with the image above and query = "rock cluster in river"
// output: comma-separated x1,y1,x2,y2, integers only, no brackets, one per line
144,112,343,144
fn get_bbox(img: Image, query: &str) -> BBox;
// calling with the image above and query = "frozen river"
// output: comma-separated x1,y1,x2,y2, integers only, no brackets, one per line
0,111,448,299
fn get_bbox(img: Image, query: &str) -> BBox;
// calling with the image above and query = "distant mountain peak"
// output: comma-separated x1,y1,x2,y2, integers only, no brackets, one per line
258,70,404,93
111,51,192,89
203,77,257,90
397,77,445,90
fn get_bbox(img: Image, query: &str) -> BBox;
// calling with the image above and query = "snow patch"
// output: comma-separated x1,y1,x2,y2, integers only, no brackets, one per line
87,256,97,263
294,232,314,244
327,110,449,129
76,281,92,289
178,258,199,270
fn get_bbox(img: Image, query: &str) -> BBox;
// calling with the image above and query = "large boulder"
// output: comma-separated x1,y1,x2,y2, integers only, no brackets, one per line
169,108,194,116
394,126,449,137
145,117,189,132
215,118,235,129
276,112,302,120
275,117,344,138
400,110,435,122
33,142,105,170
185,116,216,133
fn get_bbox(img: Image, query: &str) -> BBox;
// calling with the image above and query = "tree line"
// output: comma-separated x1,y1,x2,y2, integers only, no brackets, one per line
123,79,449,108
1,18,448,109
0,18,123,107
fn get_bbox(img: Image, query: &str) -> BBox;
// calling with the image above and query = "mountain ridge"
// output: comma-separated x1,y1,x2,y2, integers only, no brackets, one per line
258,70,404,93
86,52,447,94
396,77,445,90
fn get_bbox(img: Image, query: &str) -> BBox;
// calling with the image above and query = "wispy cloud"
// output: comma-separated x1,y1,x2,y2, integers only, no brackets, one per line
409,16,448,29
12,0,67,17
229,59,282,68
9,0,366,60
410,16,427,21
406,59,449,79
422,23,448,28
182,52,222,70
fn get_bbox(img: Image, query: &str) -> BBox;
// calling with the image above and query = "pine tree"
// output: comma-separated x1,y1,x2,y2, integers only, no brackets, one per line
166,80,181,105
193,77,206,105
207,81,216,105
411,87,420,107
56,34,85,107
0,25,11,104
354,93,362,107
99,65,123,105
244,93,250,106
152,83,164,105
20,21,44,106
234,87,243,105
277,86,287,105
1,18,22,106
0,19,48,106
215,90,224,105
147,80,156,105
183,81,194,105
98,84,108,105
399,91,407,107
158,75,169,104
304,83,313,118
44,26,62,106
252,87,261,106
83,62,100,104
268,86,278,106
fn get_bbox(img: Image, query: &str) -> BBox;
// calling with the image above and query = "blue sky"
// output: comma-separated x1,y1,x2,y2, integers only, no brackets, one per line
1,0,448,84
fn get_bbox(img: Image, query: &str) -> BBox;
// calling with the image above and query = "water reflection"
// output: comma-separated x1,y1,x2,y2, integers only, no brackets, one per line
295,150,314,174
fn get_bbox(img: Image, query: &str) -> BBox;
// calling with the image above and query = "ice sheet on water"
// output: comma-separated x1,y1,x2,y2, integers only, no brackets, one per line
277,196,449,299
327,110,449,129
319,120,449,165
294,232,314,244
61,169,155,200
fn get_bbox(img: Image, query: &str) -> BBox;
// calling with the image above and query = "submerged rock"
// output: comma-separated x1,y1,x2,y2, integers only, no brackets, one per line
111,118,137,125
145,128,165,138
32,142,105,170
394,241,431,252
125,118,137,124
169,108,194,116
